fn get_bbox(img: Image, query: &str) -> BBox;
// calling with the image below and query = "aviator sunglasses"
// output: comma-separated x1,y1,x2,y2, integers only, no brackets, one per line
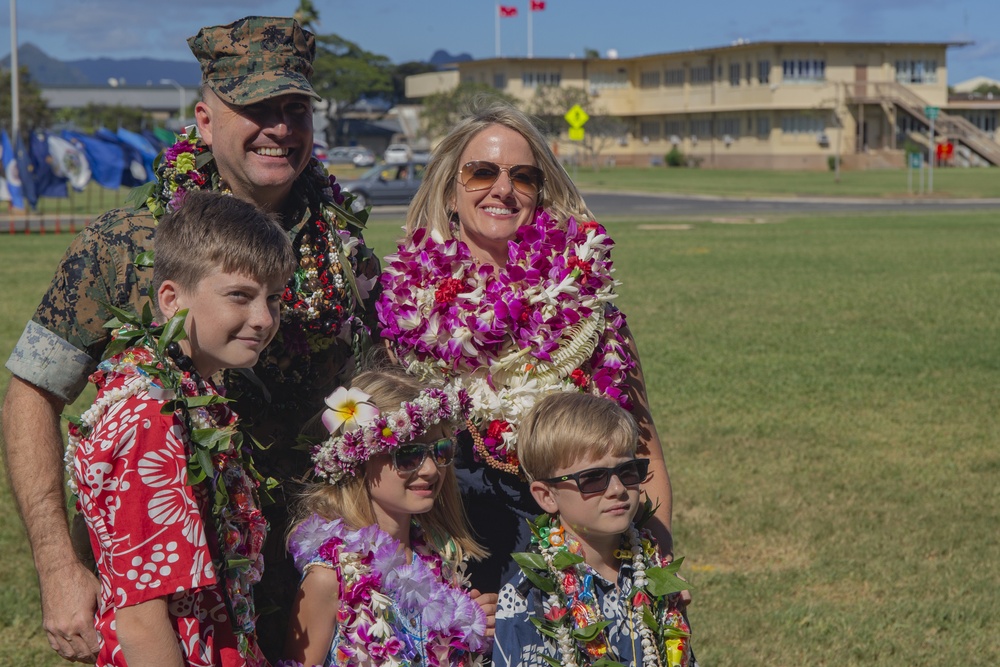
458,160,546,197
540,458,650,495
391,437,458,473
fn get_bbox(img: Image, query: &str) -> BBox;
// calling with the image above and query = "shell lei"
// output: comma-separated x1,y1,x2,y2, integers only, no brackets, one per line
65,328,268,661
377,210,637,469
514,513,692,667
286,515,489,667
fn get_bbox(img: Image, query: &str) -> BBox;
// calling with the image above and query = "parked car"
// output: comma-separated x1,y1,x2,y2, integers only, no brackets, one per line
383,143,413,164
327,146,377,168
312,139,329,163
349,146,376,167
340,160,427,210
327,146,360,164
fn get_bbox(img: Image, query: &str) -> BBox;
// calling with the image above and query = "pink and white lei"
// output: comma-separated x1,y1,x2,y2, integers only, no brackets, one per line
287,515,489,667
377,210,636,461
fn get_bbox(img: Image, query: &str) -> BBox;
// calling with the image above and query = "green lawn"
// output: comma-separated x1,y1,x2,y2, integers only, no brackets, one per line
568,166,1000,199
2,210,998,665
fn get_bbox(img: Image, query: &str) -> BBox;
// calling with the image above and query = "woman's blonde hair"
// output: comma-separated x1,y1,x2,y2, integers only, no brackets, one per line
518,392,639,482
290,367,486,564
405,96,594,240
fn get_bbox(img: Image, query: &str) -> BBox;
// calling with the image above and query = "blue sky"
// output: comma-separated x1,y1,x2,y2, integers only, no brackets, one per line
2,0,998,84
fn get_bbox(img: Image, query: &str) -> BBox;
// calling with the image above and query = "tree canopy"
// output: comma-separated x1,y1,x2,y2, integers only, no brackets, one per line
0,67,53,132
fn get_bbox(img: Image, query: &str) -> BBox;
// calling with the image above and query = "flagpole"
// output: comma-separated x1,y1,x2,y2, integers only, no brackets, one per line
495,3,500,57
10,0,20,139
528,6,533,58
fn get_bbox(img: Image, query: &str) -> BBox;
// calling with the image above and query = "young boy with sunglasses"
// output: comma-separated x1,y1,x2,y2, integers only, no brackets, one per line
493,392,694,667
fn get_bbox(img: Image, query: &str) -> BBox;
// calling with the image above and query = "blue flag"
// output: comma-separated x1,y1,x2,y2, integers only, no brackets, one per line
1,130,26,209
63,131,125,189
117,128,158,179
29,131,69,201
96,128,148,187
15,136,39,208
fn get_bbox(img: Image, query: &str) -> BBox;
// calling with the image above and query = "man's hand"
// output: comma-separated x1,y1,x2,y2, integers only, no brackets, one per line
41,560,101,662
2,377,99,662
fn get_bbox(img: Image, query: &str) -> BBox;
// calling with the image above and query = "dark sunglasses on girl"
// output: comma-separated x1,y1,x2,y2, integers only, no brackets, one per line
391,437,458,473
540,458,650,494
458,160,546,197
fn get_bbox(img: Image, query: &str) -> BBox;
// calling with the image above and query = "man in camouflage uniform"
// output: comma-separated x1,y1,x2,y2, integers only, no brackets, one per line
2,16,379,663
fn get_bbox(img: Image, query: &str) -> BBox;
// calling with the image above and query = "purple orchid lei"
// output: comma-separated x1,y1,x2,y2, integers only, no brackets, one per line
285,514,489,667
377,210,637,464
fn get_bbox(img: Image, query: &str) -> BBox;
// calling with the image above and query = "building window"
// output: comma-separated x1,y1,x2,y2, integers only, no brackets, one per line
589,71,628,89
640,70,661,88
895,60,938,84
493,73,507,89
757,115,771,137
522,71,561,87
781,113,825,134
718,117,741,138
639,120,662,139
690,65,712,85
729,63,741,86
665,120,685,138
782,59,826,82
665,68,685,86
758,60,770,85
690,118,712,138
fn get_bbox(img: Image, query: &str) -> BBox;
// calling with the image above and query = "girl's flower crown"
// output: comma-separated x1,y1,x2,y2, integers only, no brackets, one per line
311,383,472,484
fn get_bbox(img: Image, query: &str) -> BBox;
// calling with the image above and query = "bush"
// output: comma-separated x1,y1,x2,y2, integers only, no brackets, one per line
828,155,837,171
665,146,685,167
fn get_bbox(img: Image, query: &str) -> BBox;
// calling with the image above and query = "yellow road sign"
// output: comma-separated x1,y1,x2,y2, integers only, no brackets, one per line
564,104,590,128
568,127,585,141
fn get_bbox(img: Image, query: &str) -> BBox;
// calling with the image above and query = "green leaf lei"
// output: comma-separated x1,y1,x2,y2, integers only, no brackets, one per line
513,499,691,667
66,303,272,658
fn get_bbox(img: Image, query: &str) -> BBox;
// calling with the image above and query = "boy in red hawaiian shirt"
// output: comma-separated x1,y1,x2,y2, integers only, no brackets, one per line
69,191,296,666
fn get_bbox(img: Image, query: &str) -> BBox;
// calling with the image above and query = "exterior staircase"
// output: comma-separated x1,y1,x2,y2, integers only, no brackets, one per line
849,82,1000,166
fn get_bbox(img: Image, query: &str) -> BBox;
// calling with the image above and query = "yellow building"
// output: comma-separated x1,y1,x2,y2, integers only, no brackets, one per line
406,41,1000,169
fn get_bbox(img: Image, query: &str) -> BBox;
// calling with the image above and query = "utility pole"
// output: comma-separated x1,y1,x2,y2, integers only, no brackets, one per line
10,0,20,139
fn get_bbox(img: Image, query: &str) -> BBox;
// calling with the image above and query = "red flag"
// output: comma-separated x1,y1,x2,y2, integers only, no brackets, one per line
499,5,518,17
530,0,546,10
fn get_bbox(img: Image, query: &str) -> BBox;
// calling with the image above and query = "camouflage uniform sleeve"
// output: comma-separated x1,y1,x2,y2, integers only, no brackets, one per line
4,208,156,403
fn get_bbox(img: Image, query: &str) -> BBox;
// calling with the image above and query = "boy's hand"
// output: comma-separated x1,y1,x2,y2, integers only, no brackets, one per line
469,589,498,638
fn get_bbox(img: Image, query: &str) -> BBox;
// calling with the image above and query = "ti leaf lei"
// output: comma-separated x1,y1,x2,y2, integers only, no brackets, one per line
512,500,691,667
66,301,271,658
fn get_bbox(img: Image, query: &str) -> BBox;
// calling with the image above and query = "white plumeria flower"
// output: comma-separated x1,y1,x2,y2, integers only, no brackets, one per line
322,387,379,434
369,590,393,613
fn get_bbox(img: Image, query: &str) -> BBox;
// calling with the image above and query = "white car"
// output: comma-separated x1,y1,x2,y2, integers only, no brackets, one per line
383,143,413,164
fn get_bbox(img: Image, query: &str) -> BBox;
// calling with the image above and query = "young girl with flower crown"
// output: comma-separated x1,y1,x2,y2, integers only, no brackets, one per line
282,368,491,667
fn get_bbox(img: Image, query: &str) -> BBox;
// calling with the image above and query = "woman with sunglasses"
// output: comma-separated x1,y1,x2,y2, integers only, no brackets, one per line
377,98,674,598
283,368,490,667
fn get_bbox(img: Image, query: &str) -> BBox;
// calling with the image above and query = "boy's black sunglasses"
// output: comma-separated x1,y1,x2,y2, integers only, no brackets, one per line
391,437,457,473
540,458,650,494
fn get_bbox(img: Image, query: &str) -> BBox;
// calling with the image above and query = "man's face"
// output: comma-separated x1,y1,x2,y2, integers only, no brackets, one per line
195,89,313,211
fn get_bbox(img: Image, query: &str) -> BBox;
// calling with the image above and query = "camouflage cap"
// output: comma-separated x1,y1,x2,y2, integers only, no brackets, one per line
188,16,322,106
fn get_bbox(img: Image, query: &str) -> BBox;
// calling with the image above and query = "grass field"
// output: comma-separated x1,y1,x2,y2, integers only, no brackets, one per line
567,166,1000,199
2,209,998,665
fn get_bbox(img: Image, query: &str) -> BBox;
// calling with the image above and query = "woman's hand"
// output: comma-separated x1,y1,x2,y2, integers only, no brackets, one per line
469,588,498,638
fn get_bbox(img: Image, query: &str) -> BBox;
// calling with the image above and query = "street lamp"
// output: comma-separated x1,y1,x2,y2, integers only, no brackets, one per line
160,78,185,125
